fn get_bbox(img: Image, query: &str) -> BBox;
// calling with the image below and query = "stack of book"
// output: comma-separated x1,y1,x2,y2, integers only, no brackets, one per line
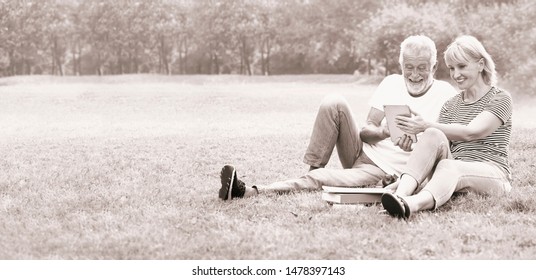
321,186,390,204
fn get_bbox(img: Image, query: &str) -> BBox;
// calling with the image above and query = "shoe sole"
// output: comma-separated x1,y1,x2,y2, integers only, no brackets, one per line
381,193,407,219
219,165,236,200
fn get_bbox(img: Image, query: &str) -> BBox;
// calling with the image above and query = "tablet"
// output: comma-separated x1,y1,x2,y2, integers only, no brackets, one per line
383,105,417,143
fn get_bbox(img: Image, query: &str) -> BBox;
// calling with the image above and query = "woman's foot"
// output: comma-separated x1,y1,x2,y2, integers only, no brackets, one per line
381,192,411,219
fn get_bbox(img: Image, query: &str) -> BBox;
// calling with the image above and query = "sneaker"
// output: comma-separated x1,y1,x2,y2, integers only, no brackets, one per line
219,164,246,200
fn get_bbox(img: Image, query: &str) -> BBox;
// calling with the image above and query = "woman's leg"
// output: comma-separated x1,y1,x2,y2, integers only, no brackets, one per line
394,128,452,196
404,160,511,213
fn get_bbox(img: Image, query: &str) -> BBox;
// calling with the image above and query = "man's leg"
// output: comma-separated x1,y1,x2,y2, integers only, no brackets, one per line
224,94,373,199
257,94,376,193
259,162,386,193
259,151,385,193
303,94,363,169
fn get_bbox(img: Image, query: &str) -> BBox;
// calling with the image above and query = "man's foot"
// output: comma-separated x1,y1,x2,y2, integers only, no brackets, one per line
246,185,259,197
219,165,246,200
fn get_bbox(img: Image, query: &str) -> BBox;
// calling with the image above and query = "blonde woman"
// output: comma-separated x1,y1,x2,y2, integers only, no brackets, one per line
381,35,513,219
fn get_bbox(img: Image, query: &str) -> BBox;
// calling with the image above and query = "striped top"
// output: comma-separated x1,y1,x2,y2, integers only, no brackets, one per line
438,87,512,178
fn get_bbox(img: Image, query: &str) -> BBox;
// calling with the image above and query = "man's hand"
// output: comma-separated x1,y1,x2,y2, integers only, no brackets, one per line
384,179,399,192
381,174,398,187
394,134,413,152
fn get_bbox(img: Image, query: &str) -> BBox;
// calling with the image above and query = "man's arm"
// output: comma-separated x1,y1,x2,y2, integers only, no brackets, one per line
361,107,414,151
360,107,389,144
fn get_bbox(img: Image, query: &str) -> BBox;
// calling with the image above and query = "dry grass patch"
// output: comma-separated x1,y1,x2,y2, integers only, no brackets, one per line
0,75,534,259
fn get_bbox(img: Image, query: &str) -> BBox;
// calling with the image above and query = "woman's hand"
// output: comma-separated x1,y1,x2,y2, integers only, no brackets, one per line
395,108,429,135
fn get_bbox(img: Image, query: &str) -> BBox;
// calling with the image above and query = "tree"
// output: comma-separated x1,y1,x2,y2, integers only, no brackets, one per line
81,0,112,75
149,0,179,75
359,1,459,77
175,1,194,74
0,1,45,75
308,0,380,74
268,0,314,74
458,0,536,94
230,0,256,75
193,0,234,74
42,0,74,76
69,2,87,75
257,1,278,75
0,1,14,75
0,0,533,93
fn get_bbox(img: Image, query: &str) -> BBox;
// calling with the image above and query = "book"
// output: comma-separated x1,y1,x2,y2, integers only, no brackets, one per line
322,186,387,194
383,104,417,143
321,186,390,204
322,192,382,204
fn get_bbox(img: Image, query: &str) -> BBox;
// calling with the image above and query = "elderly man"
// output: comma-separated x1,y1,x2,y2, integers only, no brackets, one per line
219,35,458,200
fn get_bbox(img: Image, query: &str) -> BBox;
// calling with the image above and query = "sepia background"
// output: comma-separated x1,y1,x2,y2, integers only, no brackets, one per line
1,0,535,94
1,0,535,261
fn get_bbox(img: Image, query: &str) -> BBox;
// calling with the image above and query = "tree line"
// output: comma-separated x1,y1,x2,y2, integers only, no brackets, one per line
0,0,534,93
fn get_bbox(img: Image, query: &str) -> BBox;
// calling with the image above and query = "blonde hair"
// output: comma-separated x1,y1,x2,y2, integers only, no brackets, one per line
399,35,437,67
444,35,497,86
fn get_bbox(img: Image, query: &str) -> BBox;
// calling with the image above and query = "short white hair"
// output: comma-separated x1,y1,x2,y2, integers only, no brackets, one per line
398,35,437,67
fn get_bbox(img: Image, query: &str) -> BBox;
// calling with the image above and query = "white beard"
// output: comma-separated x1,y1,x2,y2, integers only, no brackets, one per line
406,80,426,95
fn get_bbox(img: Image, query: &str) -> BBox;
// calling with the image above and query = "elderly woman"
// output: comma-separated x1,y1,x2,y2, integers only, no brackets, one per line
381,35,513,219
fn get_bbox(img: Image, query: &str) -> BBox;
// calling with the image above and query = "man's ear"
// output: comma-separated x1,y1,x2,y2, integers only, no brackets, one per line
430,63,438,77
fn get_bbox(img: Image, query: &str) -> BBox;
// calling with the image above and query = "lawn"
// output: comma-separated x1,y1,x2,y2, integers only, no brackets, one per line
0,74,535,259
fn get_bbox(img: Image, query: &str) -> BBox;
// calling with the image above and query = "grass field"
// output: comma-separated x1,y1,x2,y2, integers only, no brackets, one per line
0,74,535,260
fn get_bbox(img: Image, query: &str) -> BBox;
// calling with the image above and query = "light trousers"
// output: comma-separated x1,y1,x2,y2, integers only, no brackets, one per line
403,128,511,209
261,95,386,192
